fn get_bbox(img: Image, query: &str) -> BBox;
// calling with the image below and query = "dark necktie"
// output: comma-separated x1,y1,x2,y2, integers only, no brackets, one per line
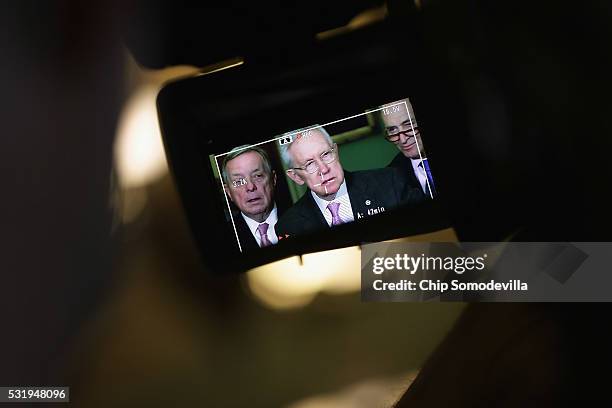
420,159,436,196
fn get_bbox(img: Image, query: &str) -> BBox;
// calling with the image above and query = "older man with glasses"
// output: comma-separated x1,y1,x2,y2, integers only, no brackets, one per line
276,126,424,239
381,98,436,198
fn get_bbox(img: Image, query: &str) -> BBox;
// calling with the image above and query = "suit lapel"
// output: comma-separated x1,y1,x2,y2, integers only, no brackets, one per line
345,171,370,218
406,162,421,192
392,153,421,192
233,213,259,250
301,191,329,227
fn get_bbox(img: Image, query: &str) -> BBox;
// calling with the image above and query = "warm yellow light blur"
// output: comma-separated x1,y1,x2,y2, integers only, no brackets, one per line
120,188,149,224
246,246,362,310
387,228,459,243
302,246,362,294
112,51,241,226
246,228,459,310
246,256,318,310
114,85,168,189
288,372,418,408
316,4,388,40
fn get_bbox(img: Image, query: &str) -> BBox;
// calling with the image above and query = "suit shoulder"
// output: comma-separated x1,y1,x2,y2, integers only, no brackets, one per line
276,193,313,227
281,192,313,218
351,167,401,183
387,152,412,172
387,152,406,168
276,192,322,237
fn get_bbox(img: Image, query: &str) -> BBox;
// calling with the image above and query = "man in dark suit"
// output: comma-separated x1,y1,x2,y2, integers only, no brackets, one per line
381,98,436,198
276,126,424,239
222,145,280,251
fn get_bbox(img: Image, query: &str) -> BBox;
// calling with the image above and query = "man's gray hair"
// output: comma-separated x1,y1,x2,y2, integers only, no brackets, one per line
221,145,273,185
279,126,333,169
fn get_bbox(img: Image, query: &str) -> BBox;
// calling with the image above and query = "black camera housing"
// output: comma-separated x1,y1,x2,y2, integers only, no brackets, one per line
157,20,466,274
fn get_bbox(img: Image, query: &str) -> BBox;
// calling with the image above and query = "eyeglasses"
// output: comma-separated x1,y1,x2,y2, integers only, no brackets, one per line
290,147,337,174
230,172,268,189
385,126,420,143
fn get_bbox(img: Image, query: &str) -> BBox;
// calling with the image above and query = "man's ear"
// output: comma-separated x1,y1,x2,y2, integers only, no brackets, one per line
286,169,305,185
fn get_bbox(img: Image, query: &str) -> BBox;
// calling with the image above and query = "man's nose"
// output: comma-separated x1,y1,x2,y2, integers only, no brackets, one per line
246,179,257,191
318,160,330,174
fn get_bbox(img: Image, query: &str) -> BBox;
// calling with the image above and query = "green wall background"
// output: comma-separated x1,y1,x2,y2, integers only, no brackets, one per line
339,130,398,172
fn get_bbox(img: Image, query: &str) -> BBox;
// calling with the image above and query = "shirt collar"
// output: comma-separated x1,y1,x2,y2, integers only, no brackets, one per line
241,204,278,236
410,157,428,172
311,178,349,213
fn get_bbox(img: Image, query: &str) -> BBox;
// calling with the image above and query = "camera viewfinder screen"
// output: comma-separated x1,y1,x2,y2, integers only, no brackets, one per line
210,98,436,253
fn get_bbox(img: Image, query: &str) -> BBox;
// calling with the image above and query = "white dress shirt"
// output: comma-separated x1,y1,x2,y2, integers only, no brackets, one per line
311,179,355,226
241,205,279,247
411,157,433,197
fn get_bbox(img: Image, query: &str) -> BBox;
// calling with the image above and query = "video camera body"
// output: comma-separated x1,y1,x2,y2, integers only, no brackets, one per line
157,14,468,273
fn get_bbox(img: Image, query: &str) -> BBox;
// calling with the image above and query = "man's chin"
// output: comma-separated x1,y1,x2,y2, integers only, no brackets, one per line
315,185,339,198
243,202,269,215
402,149,421,159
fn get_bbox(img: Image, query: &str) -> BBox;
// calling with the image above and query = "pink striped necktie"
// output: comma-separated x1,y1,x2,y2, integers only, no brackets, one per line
326,202,343,226
257,222,272,247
